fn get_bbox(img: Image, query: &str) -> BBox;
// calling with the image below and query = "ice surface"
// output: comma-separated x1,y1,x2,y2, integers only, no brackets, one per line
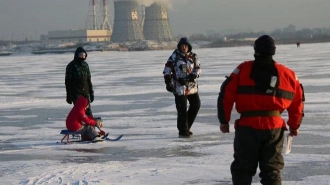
0,43,330,184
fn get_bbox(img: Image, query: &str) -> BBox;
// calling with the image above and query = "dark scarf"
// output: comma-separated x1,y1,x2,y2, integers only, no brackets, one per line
250,54,278,93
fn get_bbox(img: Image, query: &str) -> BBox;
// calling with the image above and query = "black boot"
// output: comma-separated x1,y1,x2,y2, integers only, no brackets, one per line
179,132,191,138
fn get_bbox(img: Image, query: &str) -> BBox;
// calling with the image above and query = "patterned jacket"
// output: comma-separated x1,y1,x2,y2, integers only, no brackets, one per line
65,47,93,101
163,49,201,96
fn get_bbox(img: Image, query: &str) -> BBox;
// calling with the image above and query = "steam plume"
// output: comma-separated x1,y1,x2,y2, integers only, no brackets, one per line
113,0,172,8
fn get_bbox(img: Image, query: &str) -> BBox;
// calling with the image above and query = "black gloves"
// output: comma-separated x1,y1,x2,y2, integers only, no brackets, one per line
90,90,94,103
66,94,72,104
187,73,197,82
164,73,197,90
164,75,171,84
166,83,174,92
164,75,174,92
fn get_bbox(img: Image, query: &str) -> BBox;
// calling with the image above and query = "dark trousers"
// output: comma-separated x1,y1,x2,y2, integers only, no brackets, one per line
231,126,285,185
174,93,200,135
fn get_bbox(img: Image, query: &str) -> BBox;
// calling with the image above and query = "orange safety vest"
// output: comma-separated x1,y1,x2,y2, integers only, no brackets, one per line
218,60,304,130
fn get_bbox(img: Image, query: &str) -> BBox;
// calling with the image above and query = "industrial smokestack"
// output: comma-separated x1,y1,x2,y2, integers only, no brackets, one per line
141,5,145,29
92,0,98,30
111,0,145,42
101,0,112,33
143,3,173,41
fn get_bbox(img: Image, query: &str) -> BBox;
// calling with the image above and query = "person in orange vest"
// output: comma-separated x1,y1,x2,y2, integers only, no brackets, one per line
217,35,304,185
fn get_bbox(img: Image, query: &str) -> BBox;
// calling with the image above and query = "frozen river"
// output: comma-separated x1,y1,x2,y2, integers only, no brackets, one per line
0,43,330,184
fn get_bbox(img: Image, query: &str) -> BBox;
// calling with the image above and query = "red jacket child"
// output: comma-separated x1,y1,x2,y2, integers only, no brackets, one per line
66,96,97,131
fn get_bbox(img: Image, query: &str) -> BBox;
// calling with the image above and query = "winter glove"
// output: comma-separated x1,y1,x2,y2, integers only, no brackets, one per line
187,73,197,82
178,78,187,86
90,90,94,103
166,83,174,92
220,124,229,133
164,75,172,84
164,75,174,92
98,130,106,136
66,94,72,104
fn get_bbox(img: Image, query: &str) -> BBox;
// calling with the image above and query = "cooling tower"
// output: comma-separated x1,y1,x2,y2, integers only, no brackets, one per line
143,3,173,41
111,1,144,43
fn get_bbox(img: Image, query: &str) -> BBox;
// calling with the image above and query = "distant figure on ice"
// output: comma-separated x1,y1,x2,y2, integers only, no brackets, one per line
217,35,305,184
296,41,300,47
65,47,94,117
163,37,201,138
66,96,104,142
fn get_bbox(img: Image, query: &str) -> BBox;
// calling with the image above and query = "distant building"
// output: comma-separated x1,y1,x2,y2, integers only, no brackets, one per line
48,30,111,43
143,3,173,41
230,37,257,41
111,1,144,43
40,34,49,47
242,37,258,41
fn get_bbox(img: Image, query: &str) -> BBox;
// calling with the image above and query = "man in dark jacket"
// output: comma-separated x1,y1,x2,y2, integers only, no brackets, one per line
65,47,94,116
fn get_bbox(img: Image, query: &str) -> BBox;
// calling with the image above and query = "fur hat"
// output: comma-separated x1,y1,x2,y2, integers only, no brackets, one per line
254,35,276,56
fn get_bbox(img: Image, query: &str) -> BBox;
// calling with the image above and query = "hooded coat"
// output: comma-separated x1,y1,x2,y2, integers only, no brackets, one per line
66,96,97,131
65,47,93,101
163,38,201,96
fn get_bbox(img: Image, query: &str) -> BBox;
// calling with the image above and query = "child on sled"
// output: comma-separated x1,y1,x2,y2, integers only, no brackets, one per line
66,96,105,142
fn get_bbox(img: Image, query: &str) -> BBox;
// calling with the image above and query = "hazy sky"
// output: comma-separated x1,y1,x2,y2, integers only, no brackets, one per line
1,0,330,40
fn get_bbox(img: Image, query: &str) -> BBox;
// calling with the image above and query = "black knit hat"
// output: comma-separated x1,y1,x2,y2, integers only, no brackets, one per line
177,37,192,52
254,35,276,56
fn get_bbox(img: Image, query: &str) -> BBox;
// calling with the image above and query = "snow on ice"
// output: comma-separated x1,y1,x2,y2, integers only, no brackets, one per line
1,43,330,184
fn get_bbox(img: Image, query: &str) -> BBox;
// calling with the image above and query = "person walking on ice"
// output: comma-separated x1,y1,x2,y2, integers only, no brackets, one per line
163,37,201,138
65,47,95,117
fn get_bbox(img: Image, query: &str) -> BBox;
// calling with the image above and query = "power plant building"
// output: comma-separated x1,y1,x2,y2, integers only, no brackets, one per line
46,0,112,43
46,0,174,44
143,3,173,41
48,30,111,43
111,1,144,43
